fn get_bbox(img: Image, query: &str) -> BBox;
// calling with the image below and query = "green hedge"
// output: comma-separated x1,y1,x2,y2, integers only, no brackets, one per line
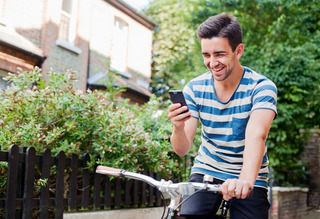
0,68,180,178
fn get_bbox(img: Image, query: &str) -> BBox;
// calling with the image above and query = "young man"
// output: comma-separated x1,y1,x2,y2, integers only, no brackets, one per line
168,13,277,219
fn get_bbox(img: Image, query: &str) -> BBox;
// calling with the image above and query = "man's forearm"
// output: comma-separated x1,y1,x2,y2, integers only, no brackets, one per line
240,109,274,185
239,140,265,186
171,127,192,156
171,117,198,156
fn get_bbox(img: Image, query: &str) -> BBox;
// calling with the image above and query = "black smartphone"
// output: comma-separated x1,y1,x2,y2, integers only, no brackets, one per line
169,90,189,114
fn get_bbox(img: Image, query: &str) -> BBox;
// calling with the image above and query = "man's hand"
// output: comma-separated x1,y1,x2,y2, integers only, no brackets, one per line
167,103,192,130
220,179,253,200
168,103,196,157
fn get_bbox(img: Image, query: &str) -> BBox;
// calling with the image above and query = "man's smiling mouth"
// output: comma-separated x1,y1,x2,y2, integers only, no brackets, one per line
213,66,224,72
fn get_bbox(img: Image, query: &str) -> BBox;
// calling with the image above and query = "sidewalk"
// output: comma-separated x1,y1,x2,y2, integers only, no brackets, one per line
64,207,163,219
304,209,320,219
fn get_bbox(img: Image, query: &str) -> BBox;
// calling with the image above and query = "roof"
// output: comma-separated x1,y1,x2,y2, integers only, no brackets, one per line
105,0,157,30
87,72,152,98
0,23,44,59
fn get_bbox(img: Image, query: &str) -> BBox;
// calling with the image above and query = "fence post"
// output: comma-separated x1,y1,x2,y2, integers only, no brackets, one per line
141,170,147,207
155,173,162,207
69,153,79,211
55,151,66,219
114,177,122,208
5,145,19,219
104,176,112,208
16,147,27,218
81,153,90,210
125,179,132,207
22,147,36,219
133,178,139,207
148,171,154,206
39,149,51,219
93,155,101,209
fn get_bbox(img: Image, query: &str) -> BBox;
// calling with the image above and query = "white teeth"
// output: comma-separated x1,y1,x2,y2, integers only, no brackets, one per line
213,67,223,71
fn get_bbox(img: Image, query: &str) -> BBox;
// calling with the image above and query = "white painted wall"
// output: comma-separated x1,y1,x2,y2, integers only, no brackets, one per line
90,0,153,79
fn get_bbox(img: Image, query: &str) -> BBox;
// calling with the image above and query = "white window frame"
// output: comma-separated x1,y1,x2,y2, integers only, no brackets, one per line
110,17,129,73
58,0,78,45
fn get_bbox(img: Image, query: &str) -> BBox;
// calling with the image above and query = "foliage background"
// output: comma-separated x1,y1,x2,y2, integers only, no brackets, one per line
145,0,320,186
0,0,319,189
0,68,180,178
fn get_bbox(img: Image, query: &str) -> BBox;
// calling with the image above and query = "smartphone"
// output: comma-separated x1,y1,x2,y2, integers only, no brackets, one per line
169,90,189,114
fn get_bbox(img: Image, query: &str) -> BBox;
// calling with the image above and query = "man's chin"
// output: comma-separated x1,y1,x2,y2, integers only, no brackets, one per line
211,73,226,81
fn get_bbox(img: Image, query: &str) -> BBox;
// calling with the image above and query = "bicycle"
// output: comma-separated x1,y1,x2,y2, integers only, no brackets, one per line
96,165,230,219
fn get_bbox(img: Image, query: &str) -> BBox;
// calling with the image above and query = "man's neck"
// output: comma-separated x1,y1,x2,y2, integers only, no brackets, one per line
214,64,244,102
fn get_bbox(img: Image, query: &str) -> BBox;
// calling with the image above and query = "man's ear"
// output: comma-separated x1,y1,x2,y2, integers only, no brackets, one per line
236,44,244,59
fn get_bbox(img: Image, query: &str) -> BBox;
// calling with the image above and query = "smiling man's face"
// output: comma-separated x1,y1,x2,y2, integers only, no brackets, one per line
201,37,240,82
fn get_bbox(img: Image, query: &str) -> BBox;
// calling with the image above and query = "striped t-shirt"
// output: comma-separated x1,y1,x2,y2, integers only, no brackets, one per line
183,66,277,188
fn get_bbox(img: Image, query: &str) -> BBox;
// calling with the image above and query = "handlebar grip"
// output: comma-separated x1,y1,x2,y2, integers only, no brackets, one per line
96,165,123,177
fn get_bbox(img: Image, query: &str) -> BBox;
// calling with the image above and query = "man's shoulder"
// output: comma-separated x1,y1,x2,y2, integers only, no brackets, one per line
243,67,276,88
184,72,214,96
187,72,212,86
184,72,214,100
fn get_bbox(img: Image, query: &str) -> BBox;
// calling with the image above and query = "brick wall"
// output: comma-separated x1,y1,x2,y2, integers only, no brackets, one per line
1,0,153,104
38,0,90,91
302,130,320,208
270,131,320,219
270,187,309,219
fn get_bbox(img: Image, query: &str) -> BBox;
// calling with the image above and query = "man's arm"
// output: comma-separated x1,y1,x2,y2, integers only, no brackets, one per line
221,109,275,200
168,103,198,156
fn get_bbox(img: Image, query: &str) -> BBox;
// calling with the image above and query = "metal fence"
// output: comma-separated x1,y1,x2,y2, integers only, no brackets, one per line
0,145,167,219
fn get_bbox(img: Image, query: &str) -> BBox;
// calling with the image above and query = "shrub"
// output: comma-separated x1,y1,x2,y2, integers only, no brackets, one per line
0,67,177,177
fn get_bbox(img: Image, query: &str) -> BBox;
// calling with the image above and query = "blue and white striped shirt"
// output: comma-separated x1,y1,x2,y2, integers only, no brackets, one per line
183,66,277,188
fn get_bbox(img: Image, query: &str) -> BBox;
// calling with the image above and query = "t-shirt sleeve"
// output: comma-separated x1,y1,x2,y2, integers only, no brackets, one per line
251,79,277,118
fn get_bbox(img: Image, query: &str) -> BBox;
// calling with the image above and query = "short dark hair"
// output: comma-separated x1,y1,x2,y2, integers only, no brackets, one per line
197,13,242,51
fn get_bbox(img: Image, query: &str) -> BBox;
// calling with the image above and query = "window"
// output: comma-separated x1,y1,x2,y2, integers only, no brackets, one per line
110,18,128,72
58,0,78,44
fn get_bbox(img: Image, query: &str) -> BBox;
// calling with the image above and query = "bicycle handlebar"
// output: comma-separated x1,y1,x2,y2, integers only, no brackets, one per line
96,165,221,211
96,165,124,177
96,165,162,187
96,165,221,193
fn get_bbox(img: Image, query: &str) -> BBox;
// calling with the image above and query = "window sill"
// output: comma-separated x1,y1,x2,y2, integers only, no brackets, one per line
55,39,82,55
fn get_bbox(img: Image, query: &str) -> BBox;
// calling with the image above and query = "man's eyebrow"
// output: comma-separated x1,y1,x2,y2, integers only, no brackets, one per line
214,51,227,55
201,51,227,55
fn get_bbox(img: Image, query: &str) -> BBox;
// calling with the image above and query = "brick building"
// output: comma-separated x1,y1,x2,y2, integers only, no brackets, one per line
0,0,155,104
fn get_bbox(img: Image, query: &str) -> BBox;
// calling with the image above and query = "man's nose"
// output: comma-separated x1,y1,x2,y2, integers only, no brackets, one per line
209,58,219,68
